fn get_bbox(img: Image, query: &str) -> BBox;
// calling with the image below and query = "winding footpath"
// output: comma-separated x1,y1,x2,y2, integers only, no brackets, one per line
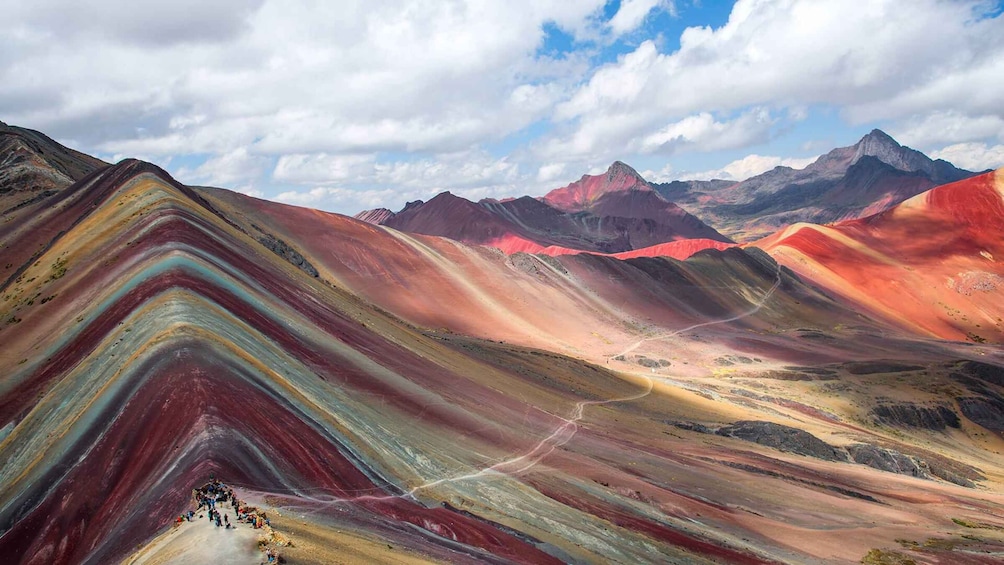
612,264,783,360
291,264,785,507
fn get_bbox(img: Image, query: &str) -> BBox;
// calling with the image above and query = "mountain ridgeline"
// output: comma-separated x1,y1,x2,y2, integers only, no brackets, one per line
358,129,980,248
356,160,733,259
2,122,1004,564
652,129,980,241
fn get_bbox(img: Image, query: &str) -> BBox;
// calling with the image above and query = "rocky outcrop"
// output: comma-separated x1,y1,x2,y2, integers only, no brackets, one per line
956,360,1004,387
845,444,979,487
672,419,981,487
354,207,395,224
257,233,319,278
715,421,848,461
842,361,924,375
0,122,106,197
870,403,960,430
957,397,1004,432
847,444,928,478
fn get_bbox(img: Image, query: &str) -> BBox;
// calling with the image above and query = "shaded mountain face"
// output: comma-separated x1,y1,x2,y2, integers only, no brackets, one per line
4,126,1004,565
654,129,979,242
357,161,732,259
0,121,106,216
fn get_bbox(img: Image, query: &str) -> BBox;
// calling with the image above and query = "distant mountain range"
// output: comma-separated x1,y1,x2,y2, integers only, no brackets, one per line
655,129,980,241
359,129,981,250
3,120,1004,564
357,161,734,259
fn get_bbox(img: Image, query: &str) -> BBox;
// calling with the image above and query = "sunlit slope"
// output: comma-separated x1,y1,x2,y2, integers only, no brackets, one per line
200,186,861,363
758,169,1004,342
0,161,787,564
4,161,1003,565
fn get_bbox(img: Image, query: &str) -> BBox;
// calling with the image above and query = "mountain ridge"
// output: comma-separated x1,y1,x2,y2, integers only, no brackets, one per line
652,129,979,241
357,162,733,259
3,123,1004,564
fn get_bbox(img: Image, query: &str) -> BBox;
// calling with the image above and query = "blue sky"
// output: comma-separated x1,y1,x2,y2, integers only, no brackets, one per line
3,0,1003,213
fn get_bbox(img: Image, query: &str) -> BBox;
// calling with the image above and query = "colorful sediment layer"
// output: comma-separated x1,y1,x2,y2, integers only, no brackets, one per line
1,161,1004,564
759,168,1004,342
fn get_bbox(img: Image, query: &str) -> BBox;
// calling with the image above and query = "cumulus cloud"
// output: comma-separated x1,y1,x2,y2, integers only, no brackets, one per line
637,108,775,154
271,150,530,212
2,0,607,156
545,0,1004,162
682,153,819,182
640,164,674,183
930,142,1004,172
608,0,676,36
891,111,1004,149
537,162,567,182
275,186,403,209
8,0,265,46
176,148,271,189
1,0,1002,215
272,154,376,185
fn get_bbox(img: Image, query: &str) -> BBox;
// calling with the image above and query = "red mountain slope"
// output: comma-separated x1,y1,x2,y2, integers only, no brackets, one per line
542,161,648,209
758,168,1004,341
543,162,732,244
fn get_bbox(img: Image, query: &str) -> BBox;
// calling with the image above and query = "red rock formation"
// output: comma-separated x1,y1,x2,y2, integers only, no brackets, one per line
758,169,1004,341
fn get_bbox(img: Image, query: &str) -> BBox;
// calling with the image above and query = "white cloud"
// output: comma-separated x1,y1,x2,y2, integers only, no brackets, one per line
682,153,818,181
608,0,676,36
640,164,674,183
272,154,376,185
269,150,532,213
176,147,271,189
275,186,402,209
1,0,608,157
545,0,1004,162
638,108,774,154
2,0,1002,215
929,142,1004,172
537,162,566,182
891,111,1004,150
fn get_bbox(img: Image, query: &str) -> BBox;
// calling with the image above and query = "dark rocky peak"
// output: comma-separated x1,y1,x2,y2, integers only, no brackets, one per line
400,199,424,213
852,129,932,173
424,191,469,206
606,160,647,184
807,128,967,183
0,123,107,195
393,191,488,222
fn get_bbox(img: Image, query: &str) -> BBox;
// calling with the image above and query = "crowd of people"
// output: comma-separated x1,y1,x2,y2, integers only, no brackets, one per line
173,476,286,564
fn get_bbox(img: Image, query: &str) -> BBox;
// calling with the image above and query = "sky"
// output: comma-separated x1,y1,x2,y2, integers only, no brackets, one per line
3,0,1004,215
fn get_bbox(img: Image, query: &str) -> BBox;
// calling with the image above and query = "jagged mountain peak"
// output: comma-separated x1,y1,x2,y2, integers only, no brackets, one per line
861,128,897,144
606,160,646,183
543,160,654,212
851,129,930,172
805,128,945,179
